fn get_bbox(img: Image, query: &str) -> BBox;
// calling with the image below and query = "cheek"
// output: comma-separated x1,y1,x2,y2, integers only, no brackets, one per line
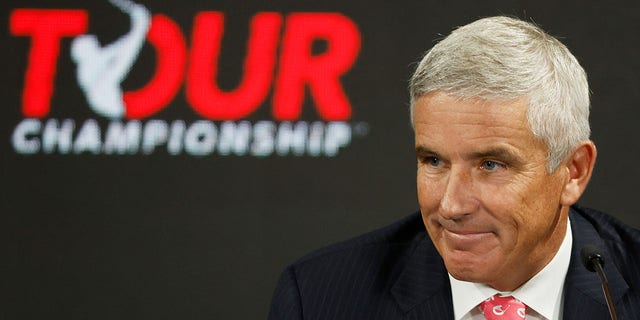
417,177,445,243
417,174,441,211
504,177,565,236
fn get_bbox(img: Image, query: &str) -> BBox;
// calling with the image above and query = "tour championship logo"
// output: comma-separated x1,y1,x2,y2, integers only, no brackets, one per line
9,0,367,157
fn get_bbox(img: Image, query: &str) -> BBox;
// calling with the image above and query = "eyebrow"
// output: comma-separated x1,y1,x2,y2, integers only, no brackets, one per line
415,146,438,158
415,145,524,166
470,148,524,166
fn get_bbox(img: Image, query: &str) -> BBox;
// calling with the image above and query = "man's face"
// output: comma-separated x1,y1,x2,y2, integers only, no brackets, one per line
414,91,570,291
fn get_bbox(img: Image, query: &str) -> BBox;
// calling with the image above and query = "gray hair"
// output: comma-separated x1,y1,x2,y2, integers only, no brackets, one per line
409,16,590,172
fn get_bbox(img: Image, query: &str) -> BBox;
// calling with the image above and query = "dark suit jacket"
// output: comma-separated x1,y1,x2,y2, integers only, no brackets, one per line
268,205,640,319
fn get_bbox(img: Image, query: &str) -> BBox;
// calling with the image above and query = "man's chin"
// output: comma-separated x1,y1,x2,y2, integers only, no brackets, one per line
442,254,495,284
447,266,485,283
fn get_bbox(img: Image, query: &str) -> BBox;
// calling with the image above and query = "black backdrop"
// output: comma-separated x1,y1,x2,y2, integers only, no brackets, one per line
2,1,639,319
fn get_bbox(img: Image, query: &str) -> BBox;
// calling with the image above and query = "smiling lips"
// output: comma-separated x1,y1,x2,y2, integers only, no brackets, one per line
442,227,494,247
430,216,497,248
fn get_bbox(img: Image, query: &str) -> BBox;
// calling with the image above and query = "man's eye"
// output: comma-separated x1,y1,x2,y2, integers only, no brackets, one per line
481,160,504,171
425,156,442,167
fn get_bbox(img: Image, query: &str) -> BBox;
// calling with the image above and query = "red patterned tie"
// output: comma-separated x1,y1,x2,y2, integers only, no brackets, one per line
480,294,526,319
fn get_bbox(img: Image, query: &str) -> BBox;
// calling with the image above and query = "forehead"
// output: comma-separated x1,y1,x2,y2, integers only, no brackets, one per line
413,92,544,156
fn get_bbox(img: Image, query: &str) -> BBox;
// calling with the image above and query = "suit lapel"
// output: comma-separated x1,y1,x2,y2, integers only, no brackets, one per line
390,233,454,318
563,208,629,319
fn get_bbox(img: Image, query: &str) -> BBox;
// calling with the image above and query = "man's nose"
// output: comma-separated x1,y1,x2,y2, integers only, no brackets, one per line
439,168,477,220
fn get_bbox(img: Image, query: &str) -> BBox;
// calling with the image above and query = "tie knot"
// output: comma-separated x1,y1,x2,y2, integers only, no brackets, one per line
480,294,526,319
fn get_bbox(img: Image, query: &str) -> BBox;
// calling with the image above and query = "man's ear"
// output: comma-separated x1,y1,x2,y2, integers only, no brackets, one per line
560,140,597,206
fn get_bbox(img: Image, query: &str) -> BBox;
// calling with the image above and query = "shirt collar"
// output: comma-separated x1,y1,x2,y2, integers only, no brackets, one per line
449,219,573,320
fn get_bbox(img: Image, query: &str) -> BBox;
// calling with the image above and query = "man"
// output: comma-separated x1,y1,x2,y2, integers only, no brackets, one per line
268,16,640,319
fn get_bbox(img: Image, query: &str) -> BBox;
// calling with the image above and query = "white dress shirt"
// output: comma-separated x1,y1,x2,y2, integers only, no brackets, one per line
449,219,573,320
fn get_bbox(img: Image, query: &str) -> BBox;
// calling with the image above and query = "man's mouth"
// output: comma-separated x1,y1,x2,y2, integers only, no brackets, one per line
442,228,494,247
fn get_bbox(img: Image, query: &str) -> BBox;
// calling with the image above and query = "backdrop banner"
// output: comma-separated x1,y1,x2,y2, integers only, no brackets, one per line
2,0,639,318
